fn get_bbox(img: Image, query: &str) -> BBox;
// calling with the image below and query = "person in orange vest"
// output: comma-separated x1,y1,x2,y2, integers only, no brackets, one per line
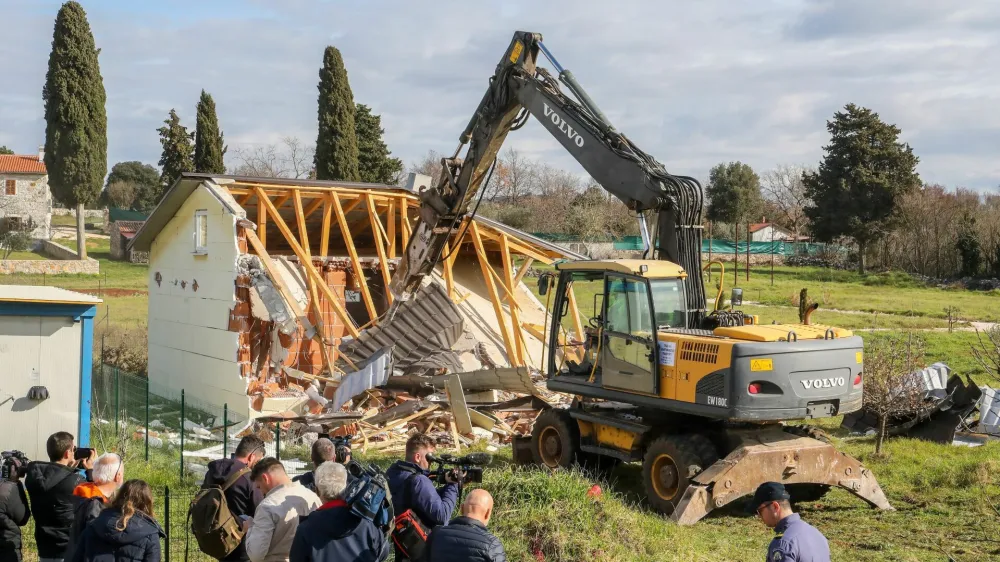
64,454,125,562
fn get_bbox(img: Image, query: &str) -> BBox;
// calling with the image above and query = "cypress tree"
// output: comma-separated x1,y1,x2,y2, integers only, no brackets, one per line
314,46,360,181
155,109,194,204
355,103,403,184
194,90,226,174
42,1,107,260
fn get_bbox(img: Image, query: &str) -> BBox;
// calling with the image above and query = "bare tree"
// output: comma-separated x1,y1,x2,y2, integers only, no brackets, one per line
490,147,537,203
230,137,314,179
761,164,812,239
106,181,136,209
971,326,1000,386
862,332,927,455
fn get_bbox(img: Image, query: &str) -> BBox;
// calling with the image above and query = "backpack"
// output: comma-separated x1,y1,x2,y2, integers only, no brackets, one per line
391,473,431,562
188,466,250,559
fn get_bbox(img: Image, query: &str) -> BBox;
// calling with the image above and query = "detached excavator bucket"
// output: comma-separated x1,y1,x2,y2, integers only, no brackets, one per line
670,427,893,525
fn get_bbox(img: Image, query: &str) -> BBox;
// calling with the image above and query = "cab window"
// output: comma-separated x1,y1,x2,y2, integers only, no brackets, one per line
649,278,686,328
605,275,653,338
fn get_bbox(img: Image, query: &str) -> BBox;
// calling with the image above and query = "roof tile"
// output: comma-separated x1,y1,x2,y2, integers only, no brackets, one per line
0,155,46,174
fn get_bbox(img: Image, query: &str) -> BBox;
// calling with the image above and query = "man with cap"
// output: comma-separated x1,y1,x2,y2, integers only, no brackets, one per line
750,482,830,562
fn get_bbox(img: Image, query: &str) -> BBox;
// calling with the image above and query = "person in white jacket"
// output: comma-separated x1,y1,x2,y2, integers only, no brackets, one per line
243,458,321,562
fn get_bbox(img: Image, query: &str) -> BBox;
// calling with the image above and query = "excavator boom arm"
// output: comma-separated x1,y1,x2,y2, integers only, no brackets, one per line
389,31,705,324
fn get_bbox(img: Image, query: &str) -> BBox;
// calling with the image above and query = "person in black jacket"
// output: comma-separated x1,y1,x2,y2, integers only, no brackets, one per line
289,462,389,562
291,439,335,494
200,435,265,562
64,454,125,562
25,432,96,562
427,489,506,562
0,455,31,562
71,479,164,562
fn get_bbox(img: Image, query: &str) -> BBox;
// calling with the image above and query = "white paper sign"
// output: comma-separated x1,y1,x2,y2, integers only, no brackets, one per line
345,290,361,303
658,341,676,367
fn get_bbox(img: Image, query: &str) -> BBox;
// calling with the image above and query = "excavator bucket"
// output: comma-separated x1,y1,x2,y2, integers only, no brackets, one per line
670,427,893,525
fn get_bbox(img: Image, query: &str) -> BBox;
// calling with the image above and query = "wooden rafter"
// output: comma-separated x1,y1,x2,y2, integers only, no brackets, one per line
475,226,554,264
400,199,411,249
255,187,360,339
512,258,535,291
319,195,333,257
387,198,397,258
566,284,585,344
293,190,311,256
442,241,455,300
498,233,525,365
332,193,378,321
230,182,419,200
257,196,268,248
469,221,518,365
238,192,254,205
365,193,393,305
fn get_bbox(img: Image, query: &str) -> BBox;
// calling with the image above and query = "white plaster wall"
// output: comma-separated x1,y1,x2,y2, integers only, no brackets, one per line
147,185,249,417
0,315,81,460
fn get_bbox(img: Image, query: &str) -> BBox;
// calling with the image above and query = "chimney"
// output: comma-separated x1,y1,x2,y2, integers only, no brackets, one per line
403,172,432,193
38,145,44,162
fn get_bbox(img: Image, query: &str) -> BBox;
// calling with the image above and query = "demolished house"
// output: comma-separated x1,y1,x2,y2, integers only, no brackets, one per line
128,173,584,436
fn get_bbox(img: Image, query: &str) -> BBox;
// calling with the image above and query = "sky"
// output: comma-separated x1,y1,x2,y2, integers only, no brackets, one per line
1,0,998,191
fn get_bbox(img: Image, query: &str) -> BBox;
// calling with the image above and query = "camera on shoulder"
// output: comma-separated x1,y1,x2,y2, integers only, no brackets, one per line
425,452,492,486
1,451,30,481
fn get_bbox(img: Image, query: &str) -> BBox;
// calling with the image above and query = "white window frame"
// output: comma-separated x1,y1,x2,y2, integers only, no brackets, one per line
194,209,208,254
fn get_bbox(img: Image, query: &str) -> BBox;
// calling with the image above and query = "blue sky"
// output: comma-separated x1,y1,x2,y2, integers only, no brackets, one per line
1,0,998,191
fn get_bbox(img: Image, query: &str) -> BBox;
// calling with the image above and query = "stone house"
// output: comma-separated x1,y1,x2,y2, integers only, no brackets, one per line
0,148,52,240
107,208,149,263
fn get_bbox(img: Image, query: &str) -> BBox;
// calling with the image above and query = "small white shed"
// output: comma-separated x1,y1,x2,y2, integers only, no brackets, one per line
0,286,101,460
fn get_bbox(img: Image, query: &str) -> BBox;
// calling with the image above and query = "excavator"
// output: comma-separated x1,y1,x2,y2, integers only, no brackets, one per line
383,31,893,524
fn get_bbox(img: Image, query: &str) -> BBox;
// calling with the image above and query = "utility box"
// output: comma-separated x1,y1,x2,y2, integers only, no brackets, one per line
0,287,101,460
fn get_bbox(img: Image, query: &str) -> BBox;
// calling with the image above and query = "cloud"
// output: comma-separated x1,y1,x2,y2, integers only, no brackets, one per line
0,0,997,191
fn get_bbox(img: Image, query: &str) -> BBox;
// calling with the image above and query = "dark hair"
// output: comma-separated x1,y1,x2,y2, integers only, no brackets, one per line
405,434,435,460
46,432,74,462
311,438,336,467
235,435,265,459
250,457,285,482
110,480,155,531
335,446,351,464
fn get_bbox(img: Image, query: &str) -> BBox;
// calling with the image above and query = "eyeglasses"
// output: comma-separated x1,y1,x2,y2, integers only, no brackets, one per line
756,502,775,519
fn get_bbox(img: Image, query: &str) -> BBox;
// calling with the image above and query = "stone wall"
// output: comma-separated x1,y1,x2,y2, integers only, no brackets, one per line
52,207,106,219
41,239,91,260
0,259,99,275
0,173,52,239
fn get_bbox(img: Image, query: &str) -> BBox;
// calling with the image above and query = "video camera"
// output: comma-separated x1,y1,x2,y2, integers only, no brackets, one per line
331,434,353,463
1,451,29,481
425,452,492,486
343,460,394,537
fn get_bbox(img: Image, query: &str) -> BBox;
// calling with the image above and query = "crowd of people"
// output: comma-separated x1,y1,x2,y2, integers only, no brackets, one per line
0,430,830,562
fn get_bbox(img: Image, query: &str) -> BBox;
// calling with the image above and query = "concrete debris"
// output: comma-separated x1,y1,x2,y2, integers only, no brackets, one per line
238,254,298,335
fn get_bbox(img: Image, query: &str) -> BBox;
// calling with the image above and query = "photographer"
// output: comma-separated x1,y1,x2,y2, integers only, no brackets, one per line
386,435,460,561
0,453,30,562
25,432,96,562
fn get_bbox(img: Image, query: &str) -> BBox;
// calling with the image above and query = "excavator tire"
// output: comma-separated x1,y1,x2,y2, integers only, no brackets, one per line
642,434,719,516
782,425,832,503
531,409,580,469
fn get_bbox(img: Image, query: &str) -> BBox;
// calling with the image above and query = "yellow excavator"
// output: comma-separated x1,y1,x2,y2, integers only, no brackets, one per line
385,31,892,524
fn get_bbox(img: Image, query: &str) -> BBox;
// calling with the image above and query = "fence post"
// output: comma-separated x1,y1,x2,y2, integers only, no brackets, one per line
180,390,185,481
223,404,228,459
164,485,170,562
275,422,281,460
114,367,120,434
145,377,150,462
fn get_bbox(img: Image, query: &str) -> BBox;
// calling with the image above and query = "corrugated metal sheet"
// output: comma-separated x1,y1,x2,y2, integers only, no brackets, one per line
338,282,464,373
980,387,1000,435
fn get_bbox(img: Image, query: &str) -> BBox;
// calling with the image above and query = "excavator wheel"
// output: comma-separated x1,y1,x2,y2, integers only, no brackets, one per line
642,434,719,516
531,409,580,469
782,425,832,503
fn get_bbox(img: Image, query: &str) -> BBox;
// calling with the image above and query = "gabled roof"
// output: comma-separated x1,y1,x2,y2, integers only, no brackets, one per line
0,286,101,305
749,222,792,234
0,155,46,174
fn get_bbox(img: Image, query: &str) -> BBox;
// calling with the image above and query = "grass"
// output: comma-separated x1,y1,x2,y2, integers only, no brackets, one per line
2,250,49,260
51,214,104,229
21,426,996,562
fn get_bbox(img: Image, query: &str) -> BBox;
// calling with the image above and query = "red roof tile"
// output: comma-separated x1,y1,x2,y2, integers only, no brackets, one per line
749,223,769,233
116,220,146,234
0,155,46,174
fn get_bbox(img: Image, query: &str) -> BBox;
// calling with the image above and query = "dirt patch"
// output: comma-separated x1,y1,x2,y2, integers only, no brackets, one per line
75,288,148,297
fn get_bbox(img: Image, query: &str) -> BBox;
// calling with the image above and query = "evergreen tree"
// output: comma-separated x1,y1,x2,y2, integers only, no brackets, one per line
956,213,982,278
42,1,107,260
194,90,226,174
314,46,359,181
804,104,920,274
0,146,13,155
155,109,194,206
705,161,763,224
355,104,402,184
104,161,160,211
